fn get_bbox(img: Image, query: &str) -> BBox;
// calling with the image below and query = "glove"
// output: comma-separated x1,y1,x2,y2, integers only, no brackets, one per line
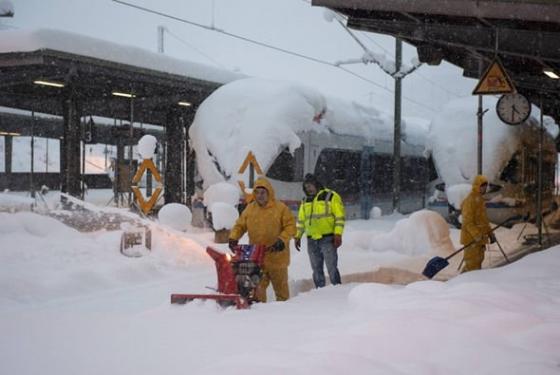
269,239,285,252
489,233,497,244
333,234,342,249
295,238,301,252
228,239,238,251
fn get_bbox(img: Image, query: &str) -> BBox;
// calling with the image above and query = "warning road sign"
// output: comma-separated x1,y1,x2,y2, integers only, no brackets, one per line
472,59,515,95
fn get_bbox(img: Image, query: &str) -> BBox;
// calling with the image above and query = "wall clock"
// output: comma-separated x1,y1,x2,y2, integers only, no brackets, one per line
496,93,531,125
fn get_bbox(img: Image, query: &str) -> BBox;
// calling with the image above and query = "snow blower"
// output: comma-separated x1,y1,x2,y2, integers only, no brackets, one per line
422,215,523,279
170,244,266,309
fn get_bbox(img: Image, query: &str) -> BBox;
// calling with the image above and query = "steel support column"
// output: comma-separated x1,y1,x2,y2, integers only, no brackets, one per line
61,88,82,197
164,108,185,204
184,109,196,208
392,38,403,213
4,134,12,174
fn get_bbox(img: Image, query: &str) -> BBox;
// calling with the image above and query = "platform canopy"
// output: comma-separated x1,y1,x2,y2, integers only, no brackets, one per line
0,29,243,125
312,0,560,120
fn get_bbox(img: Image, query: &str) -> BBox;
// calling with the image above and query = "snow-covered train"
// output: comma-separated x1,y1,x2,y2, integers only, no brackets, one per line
189,78,558,223
263,129,430,218
189,78,431,219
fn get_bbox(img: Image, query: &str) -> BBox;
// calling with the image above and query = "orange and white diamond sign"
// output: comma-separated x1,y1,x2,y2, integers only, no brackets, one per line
131,159,163,214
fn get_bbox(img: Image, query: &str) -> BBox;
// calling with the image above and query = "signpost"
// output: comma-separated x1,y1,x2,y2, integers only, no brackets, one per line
237,151,263,202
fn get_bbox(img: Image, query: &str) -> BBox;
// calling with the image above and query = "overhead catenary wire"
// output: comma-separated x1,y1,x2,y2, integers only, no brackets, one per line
111,0,437,113
165,28,228,69
338,11,463,98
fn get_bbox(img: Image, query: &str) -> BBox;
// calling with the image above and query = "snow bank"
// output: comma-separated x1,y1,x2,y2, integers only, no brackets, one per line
1,207,560,375
0,192,34,212
369,210,454,256
0,211,209,306
0,29,243,84
189,77,428,187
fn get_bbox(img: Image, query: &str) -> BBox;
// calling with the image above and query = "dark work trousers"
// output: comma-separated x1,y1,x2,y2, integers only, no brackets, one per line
307,235,341,288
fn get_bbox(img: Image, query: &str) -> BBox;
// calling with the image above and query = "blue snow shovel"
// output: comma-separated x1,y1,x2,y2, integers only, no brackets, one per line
422,215,523,279
422,242,474,279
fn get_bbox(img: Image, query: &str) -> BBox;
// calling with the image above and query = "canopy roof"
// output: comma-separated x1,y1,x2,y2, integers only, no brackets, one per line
313,0,560,121
0,29,244,125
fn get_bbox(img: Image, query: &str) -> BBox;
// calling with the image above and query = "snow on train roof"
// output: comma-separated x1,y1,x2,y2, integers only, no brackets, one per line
0,29,243,84
189,77,429,187
426,95,558,186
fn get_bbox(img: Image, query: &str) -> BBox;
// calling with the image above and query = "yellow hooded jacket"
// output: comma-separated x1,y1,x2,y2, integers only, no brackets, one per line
229,177,296,269
460,175,491,245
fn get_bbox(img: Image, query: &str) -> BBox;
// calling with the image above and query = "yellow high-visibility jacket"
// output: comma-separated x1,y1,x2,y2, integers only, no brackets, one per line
296,188,345,240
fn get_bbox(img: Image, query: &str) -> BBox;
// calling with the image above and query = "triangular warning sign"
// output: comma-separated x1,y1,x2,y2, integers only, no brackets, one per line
472,59,515,95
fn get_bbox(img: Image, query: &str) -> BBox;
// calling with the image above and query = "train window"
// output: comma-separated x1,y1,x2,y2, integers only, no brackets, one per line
266,146,304,182
372,154,393,194
401,157,428,192
315,148,361,197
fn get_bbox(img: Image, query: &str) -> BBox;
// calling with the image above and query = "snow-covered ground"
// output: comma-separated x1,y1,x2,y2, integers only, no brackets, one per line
1,197,559,375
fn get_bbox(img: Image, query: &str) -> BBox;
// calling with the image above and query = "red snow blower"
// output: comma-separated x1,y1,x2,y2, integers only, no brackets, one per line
170,245,266,309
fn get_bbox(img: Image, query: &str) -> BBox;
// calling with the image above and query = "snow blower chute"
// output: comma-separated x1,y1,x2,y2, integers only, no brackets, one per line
171,245,266,309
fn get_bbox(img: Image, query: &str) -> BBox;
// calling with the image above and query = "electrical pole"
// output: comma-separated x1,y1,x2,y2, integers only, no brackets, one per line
392,38,402,213
157,25,165,54
477,58,484,175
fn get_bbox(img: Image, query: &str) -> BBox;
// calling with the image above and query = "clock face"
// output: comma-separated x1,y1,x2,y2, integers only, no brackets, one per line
496,93,531,125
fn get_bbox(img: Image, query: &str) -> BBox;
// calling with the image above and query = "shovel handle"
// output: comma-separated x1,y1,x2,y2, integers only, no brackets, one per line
444,216,518,261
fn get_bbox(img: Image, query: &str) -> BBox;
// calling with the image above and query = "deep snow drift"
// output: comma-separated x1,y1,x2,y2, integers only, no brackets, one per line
1,207,559,375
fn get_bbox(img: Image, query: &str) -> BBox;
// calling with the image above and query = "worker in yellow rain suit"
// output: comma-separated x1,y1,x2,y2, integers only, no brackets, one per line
229,177,296,302
460,175,495,272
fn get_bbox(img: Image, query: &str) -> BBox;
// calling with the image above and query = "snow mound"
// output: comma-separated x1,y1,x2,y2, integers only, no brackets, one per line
0,192,34,212
370,206,382,219
209,202,239,231
0,211,80,238
158,203,192,231
203,182,240,208
137,135,157,160
370,210,454,256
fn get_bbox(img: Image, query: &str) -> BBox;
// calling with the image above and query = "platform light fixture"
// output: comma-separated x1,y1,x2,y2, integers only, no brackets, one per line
0,131,21,136
112,91,136,98
543,69,559,79
178,101,192,107
33,80,64,88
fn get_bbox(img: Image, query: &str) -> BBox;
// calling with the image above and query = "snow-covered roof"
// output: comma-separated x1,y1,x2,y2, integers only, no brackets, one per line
189,77,429,187
0,28,244,84
426,96,558,186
